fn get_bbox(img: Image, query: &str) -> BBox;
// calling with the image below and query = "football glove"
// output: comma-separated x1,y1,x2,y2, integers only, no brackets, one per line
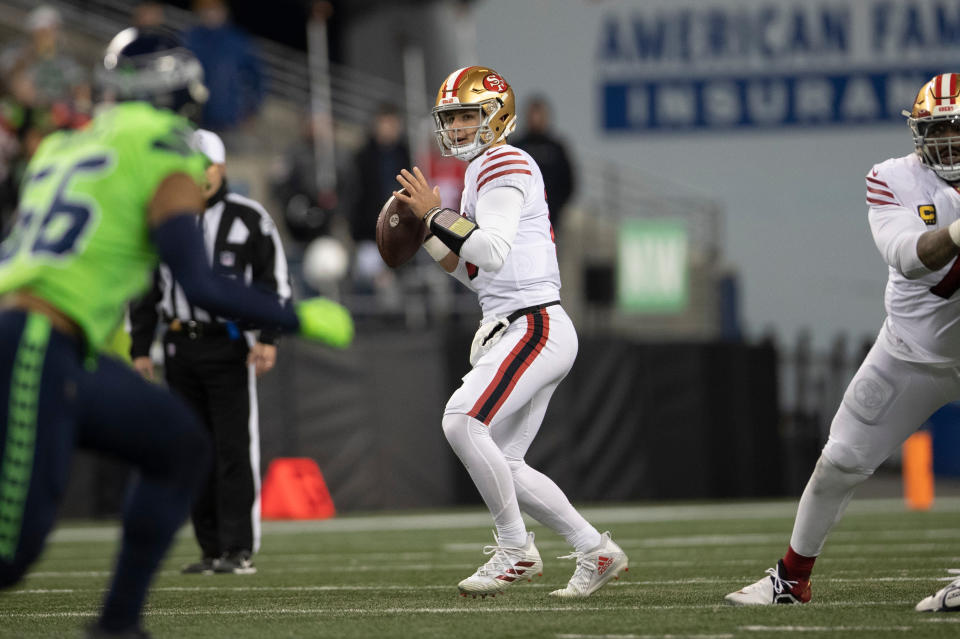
295,298,354,348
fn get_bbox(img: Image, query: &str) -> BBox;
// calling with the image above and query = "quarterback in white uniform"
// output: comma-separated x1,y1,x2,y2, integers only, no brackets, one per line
395,66,628,598
726,73,960,612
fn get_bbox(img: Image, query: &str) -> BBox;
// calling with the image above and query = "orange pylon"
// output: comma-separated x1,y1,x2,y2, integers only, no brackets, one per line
903,431,934,511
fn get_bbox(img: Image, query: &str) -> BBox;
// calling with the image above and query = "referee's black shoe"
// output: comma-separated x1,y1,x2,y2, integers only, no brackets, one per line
214,550,256,575
181,556,216,575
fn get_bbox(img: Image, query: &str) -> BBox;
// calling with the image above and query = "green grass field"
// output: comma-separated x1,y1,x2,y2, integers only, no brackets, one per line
1,498,959,638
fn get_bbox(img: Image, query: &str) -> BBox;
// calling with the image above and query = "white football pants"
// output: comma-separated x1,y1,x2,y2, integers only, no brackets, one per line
443,305,601,552
790,339,960,557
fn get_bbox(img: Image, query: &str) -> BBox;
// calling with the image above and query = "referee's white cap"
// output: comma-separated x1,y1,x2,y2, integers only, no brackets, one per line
193,129,226,165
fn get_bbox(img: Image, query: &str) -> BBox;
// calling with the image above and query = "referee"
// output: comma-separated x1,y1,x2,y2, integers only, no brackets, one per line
129,129,291,575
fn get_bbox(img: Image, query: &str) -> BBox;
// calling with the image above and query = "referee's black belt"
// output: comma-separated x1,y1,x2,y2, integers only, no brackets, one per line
506,300,560,323
167,318,230,340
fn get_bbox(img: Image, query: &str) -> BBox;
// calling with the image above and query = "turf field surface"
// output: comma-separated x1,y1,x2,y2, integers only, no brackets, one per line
1,498,958,638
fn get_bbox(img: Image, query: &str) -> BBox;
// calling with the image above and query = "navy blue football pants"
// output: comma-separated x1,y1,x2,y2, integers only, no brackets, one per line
0,310,210,631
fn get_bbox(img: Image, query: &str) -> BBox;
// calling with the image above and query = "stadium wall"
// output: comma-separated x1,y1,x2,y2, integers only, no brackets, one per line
61,332,786,518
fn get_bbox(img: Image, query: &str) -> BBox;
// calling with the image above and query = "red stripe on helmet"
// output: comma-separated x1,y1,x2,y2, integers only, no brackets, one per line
449,66,474,95
441,67,471,95
951,73,958,104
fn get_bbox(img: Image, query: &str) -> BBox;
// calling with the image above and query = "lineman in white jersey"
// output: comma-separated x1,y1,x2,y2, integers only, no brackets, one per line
726,73,960,612
395,66,627,598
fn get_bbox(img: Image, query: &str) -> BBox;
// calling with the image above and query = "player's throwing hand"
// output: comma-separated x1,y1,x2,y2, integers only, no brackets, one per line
394,167,441,219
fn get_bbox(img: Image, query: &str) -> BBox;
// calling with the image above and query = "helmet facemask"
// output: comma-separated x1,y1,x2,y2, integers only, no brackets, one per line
910,116,960,182
432,99,505,161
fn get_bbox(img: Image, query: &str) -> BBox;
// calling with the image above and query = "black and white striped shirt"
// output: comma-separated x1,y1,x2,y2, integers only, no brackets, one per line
129,183,291,356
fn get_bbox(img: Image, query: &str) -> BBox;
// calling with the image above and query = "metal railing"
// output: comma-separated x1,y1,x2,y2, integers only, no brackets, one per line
1,0,728,332
577,148,723,261
0,0,409,127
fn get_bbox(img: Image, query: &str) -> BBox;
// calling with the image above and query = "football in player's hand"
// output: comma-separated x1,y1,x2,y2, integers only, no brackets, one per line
376,189,426,268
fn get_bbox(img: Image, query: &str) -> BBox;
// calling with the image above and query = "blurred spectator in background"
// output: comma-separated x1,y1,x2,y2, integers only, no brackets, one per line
185,0,264,132
0,121,17,235
0,5,91,233
347,103,411,291
270,111,338,244
132,1,167,30
350,103,411,244
0,6,90,114
512,96,575,235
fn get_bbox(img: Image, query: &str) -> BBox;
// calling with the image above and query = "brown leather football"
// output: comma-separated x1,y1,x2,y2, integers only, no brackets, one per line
376,189,427,268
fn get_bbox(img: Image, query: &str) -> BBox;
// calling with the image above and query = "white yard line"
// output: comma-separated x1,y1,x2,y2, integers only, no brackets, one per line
15,571,956,585
445,529,960,552
740,626,912,633
45,498,960,542
0,600,920,619
635,557,960,568
10,575,946,595
557,635,734,639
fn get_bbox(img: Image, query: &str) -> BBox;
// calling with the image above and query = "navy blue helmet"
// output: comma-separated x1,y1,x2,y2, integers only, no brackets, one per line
96,27,208,120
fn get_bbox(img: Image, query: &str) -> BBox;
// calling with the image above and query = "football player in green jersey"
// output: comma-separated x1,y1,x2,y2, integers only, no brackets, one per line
0,28,352,638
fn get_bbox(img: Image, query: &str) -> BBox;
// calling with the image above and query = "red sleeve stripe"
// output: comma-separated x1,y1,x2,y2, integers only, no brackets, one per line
478,168,532,190
866,176,890,188
482,151,523,166
866,197,899,206
867,185,896,199
478,158,529,182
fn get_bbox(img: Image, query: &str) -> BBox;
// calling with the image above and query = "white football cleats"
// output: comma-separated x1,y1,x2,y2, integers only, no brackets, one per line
458,531,542,597
549,531,628,598
916,570,960,612
725,560,812,606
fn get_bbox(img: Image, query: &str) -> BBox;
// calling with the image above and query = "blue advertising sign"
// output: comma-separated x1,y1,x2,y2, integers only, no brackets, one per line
599,0,960,132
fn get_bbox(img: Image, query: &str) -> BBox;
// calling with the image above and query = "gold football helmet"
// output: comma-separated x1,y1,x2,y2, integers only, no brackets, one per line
432,66,516,161
906,73,960,181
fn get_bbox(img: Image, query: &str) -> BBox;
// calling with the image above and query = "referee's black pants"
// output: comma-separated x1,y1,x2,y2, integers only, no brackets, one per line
163,330,258,558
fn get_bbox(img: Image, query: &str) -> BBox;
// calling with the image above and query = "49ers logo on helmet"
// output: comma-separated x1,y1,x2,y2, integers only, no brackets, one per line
483,73,508,93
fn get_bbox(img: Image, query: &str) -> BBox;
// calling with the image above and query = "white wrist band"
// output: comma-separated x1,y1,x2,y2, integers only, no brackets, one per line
949,219,960,247
423,235,449,261
423,207,441,227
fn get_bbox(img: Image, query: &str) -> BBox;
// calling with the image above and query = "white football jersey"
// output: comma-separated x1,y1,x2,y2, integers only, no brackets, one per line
867,153,960,365
459,144,561,319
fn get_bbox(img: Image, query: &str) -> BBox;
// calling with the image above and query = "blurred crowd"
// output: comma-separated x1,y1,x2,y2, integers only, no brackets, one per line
0,5,90,232
0,0,265,232
0,1,578,323
132,0,265,134
270,95,577,316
